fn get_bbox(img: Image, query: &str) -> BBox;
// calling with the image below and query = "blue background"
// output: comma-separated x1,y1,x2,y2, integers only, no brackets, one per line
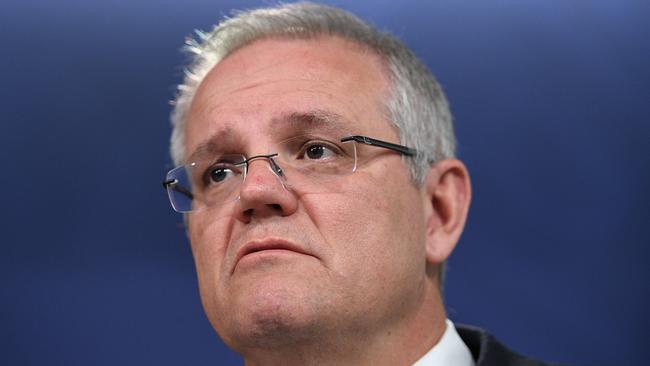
1,0,648,365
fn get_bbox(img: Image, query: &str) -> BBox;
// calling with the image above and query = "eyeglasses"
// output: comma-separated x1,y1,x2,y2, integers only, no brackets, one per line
162,135,417,213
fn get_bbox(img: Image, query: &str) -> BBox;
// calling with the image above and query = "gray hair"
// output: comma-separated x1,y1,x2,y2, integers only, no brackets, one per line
169,2,456,286
170,1,456,184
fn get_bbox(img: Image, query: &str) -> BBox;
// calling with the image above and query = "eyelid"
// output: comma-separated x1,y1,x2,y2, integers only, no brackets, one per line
296,138,346,158
208,154,247,166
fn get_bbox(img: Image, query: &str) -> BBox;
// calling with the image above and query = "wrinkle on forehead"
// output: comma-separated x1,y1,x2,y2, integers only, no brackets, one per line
271,109,352,135
188,109,354,162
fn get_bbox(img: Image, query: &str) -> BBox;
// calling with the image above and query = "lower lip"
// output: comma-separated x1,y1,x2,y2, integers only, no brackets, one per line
235,249,310,271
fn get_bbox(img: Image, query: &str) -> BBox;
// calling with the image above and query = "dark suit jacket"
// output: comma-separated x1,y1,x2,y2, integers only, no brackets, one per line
456,324,560,366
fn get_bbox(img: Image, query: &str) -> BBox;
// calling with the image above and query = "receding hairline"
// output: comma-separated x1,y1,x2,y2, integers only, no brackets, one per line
195,34,392,99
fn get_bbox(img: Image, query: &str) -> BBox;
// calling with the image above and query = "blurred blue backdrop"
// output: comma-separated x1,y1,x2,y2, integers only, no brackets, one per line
1,0,648,365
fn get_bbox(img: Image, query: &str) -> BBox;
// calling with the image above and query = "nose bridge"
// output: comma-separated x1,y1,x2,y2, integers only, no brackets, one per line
243,154,286,188
236,152,298,222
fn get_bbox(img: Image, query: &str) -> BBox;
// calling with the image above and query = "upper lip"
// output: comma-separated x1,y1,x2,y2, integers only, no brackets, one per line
232,238,315,273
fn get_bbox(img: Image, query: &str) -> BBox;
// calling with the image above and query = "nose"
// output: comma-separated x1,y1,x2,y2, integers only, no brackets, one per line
235,155,298,223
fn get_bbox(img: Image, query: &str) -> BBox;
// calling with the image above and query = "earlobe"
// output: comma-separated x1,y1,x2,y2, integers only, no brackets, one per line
423,159,472,265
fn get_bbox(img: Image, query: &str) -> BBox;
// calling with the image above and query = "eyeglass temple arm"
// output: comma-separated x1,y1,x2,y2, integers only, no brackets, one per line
162,179,194,200
340,135,417,156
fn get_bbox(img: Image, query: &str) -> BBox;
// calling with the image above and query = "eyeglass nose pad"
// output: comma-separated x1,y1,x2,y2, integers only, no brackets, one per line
268,158,284,177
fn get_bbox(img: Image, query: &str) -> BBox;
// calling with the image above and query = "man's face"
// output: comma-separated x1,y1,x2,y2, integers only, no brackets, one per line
184,36,430,349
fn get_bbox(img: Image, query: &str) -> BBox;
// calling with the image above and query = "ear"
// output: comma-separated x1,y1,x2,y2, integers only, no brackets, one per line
423,159,472,265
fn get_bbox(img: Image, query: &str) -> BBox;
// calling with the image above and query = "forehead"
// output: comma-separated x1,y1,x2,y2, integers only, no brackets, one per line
185,36,396,158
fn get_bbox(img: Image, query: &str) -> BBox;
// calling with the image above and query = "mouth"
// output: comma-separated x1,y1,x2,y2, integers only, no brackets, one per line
233,238,315,273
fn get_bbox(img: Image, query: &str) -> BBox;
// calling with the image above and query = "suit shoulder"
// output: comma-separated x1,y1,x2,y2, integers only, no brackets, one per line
456,324,566,366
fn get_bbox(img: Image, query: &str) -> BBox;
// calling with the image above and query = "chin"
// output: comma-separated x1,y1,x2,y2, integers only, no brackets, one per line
215,281,331,350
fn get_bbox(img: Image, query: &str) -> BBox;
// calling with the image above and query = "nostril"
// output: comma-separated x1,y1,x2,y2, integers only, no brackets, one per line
244,208,254,217
270,204,282,210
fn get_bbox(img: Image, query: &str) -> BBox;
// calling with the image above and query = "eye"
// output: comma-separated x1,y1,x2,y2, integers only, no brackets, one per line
203,162,242,186
300,142,339,160
210,167,234,183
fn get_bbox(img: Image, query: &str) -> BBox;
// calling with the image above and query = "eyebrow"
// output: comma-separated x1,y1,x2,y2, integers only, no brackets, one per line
188,109,353,162
271,109,350,135
187,126,241,163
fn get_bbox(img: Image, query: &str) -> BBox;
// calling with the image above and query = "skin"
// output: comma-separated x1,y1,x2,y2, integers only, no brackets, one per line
184,36,471,366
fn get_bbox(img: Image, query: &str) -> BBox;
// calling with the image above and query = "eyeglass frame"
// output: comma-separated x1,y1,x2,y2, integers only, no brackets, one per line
162,135,418,212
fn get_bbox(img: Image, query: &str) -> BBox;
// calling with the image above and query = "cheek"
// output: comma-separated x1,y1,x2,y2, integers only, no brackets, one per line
188,214,230,287
305,169,425,275
187,214,236,329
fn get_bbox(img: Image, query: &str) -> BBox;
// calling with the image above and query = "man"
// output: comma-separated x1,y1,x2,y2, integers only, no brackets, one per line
163,2,553,365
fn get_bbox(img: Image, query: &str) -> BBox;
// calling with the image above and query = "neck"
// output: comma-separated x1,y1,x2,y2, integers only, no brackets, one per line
241,280,447,366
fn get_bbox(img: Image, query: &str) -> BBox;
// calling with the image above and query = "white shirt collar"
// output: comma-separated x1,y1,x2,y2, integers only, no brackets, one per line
411,319,476,366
